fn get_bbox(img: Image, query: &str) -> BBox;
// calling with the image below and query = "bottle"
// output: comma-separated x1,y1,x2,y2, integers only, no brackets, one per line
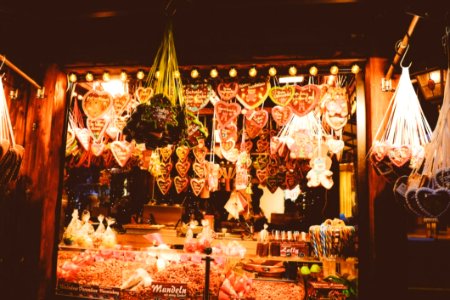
270,230,280,256
257,224,269,257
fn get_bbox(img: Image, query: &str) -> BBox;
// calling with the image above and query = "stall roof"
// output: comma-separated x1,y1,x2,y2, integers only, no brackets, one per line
0,0,449,73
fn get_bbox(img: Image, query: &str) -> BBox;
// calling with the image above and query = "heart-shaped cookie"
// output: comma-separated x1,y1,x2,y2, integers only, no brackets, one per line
160,145,173,162
175,160,191,177
91,141,105,157
215,101,241,127
105,124,120,140
325,97,349,117
285,172,298,190
269,85,295,106
416,187,450,218
217,82,239,101
74,128,91,151
388,145,411,168
239,140,253,153
289,85,320,117
193,146,208,163
113,94,131,115
253,155,269,170
140,150,153,170
157,177,172,195
174,176,189,194
159,162,173,178
82,90,113,119
219,124,238,142
404,188,423,216
245,120,263,139
220,138,236,152
256,139,269,153
245,109,269,128
270,136,281,155
87,117,109,142
236,82,270,109
266,176,279,194
110,140,132,167
193,161,207,178
326,138,345,154
184,84,210,112
256,168,268,184
372,142,389,162
271,105,293,127
435,168,450,189
135,87,154,103
115,116,129,131
176,145,190,162
190,178,206,196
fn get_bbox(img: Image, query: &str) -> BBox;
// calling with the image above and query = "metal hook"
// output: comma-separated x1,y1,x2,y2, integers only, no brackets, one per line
399,43,412,68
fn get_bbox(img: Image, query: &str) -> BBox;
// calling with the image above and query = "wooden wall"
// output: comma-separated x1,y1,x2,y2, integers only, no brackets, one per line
0,64,68,300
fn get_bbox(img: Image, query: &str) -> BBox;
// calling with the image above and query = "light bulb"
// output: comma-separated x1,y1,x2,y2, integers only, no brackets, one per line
249,67,257,77
330,65,339,75
288,66,297,76
229,67,237,78
191,69,199,79
120,71,128,82
69,73,77,83
268,67,277,77
210,68,218,78
102,72,110,82
351,64,360,74
174,70,181,79
136,70,145,80
309,66,318,76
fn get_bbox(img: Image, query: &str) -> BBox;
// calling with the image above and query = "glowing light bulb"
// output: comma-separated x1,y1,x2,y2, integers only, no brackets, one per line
68,73,77,83
210,68,218,78
136,70,145,80
351,64,360,74
268,67,277,77
102,72,110,82
309,66,318,76
249,67,257,77
120,71,128,82
330,65,339,75
229,67,237,78
85,72,94,82
174,70,181,79
288,66,297,76
190,68,199,79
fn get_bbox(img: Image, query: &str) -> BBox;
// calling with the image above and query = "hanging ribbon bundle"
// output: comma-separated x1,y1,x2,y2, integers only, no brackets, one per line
124,20,185,149
401,69,450,218
0,79,24,187
369,67,432,183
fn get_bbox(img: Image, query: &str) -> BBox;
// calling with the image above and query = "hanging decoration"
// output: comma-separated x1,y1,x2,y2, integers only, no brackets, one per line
368,67,433,183
400,69,450,218
217,82,239,101
236,82,271,109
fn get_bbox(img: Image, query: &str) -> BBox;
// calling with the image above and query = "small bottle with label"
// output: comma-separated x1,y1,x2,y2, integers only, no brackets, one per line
270,230,280,256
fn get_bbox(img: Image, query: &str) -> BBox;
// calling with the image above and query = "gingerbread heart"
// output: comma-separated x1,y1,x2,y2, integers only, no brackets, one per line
220,138,236,152
245,109,269,128
190,178,205,196
435,168,450,189
115,116,129,131
388,145,411,168
372,142,389,162
193,146,208,163
82,90,113,119
160,145,173,162
416,187,450,218
269,86,295,106
253,155,269,170
159,162,173,178
215,101,241,127
219,124,238,142
87,117,109,142
193,161,207,178
217,82,239,101
271,105,293,127
175,160,191,177
176,145,190,162
184,84,210,112
256,139,269,153
91,141,105,157
289,85,320,117
74,128,90,151
266,176,279,194
285,171,298,190
245,120,263,139
135,87,154,103
270,136,282,155
140,150,153,170
256,168,268,184
110,140,132,167
405,188,423,216
325,97,349,117
113,94,131,115
239,140,253,153
236,82,270,109
157,177,172,195
174,176,189,194
326,138,345,154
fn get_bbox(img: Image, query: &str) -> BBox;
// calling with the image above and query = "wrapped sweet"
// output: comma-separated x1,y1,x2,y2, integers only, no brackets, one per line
101,217,117,248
